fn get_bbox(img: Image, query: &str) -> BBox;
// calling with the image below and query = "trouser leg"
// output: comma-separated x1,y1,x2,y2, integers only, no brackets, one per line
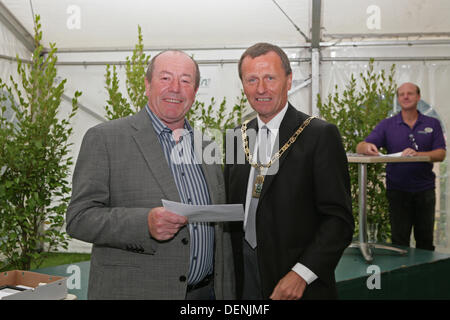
412,189,436,251
242,240,263,300
387,189,413,247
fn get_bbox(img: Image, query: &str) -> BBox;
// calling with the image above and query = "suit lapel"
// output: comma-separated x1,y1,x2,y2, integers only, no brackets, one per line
130,109,181,202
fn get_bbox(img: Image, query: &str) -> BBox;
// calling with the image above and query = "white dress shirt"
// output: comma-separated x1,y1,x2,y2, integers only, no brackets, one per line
244,103,318,285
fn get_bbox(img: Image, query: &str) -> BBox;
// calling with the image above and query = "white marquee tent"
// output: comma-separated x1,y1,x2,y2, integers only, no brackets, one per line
1,0,450,253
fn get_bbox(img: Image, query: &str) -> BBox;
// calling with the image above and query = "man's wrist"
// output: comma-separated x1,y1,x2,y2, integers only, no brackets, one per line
291,263,318,285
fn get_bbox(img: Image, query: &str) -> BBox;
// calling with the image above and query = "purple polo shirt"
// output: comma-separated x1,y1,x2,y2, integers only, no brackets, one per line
365,111,446,192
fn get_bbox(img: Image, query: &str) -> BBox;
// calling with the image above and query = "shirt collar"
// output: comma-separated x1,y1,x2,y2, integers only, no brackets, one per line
256,103,289,135
145,104,193,137
396,110,423,125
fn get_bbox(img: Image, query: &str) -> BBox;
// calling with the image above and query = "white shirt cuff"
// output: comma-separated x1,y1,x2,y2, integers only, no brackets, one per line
292,263,318,285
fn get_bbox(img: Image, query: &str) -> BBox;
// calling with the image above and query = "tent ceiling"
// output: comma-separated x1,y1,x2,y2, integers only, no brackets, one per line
322,0,450,39
0,0,310,51
1,0,450,53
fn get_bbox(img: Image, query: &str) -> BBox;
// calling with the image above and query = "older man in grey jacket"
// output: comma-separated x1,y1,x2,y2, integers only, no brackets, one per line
66,50,235,300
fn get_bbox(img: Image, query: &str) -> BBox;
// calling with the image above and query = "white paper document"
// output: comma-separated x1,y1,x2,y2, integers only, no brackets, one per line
378,152,403,157
0,287,23,298
162,199,244,222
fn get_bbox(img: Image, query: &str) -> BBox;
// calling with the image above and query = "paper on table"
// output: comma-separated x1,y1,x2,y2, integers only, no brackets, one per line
378,152,402,157
0,287,23,298
162,199,244,222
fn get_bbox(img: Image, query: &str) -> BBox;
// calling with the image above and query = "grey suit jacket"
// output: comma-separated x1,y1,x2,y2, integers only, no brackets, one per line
66,108,235,299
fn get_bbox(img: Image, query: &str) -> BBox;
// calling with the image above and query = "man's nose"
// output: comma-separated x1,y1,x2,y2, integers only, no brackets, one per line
256,80,266,94
169,79,181,92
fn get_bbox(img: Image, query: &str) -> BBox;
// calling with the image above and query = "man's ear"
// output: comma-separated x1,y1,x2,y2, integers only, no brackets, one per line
145,78,150,98
287,73,293,91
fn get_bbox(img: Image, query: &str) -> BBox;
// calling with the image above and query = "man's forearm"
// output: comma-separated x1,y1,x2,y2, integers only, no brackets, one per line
418,148,446,162
356,141,367,154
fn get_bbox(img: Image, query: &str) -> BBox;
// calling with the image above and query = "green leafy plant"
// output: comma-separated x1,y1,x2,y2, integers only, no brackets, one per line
0,15,81,270
104,25,151,120
317,59,397,241
103,25,248,157
187,90,247,132
186,90,248,159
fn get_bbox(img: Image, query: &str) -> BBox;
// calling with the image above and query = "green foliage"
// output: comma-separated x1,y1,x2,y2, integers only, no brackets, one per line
186,90,248,158
103,25,248,158
187,90,247,133
0,15,81,270
104,25,151,120
317,59,397,241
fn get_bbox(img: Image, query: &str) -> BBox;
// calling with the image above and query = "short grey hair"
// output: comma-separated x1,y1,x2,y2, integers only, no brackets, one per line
146,50,200,90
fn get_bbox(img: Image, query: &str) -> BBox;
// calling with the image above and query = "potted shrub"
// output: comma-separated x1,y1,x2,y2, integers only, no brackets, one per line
0,15,81,270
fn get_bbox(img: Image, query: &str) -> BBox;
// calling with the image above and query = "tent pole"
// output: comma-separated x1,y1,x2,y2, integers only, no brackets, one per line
310,0,322,117
61,94,106,123
311,49,320,117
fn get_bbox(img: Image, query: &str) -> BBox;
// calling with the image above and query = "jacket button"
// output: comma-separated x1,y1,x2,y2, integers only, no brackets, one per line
182,238,189,245
179,276,187,282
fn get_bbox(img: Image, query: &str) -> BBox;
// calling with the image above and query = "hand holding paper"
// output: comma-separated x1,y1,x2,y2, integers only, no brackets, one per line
148,207,188,241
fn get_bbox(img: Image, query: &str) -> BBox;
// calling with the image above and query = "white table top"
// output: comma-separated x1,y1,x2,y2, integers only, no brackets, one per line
347,153,431,164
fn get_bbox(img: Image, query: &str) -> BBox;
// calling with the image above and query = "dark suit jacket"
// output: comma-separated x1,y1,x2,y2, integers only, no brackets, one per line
224,104,354,299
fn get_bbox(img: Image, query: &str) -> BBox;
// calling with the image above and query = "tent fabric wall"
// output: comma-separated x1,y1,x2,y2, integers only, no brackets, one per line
1,0,450,254
1,0,311,49
48,44,450,254
322,0,450,36
0,17,31,89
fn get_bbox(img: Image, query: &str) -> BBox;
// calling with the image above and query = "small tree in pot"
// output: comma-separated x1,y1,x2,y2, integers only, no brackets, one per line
0,15,81,270
317,60,397,242
104,25,151,120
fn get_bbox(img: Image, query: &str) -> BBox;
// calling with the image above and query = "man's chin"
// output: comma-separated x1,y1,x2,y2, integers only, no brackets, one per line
250,103,274,114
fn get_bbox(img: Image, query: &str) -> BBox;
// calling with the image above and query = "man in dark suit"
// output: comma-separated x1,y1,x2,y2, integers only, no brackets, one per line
224,43,354,300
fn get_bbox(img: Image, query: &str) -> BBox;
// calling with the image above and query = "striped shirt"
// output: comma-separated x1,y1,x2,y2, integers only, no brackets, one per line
145,105,214,285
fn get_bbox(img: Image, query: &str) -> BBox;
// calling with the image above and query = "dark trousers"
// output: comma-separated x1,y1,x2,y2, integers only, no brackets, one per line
242,240,263,299
386,188,436,251
185,280,215,300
